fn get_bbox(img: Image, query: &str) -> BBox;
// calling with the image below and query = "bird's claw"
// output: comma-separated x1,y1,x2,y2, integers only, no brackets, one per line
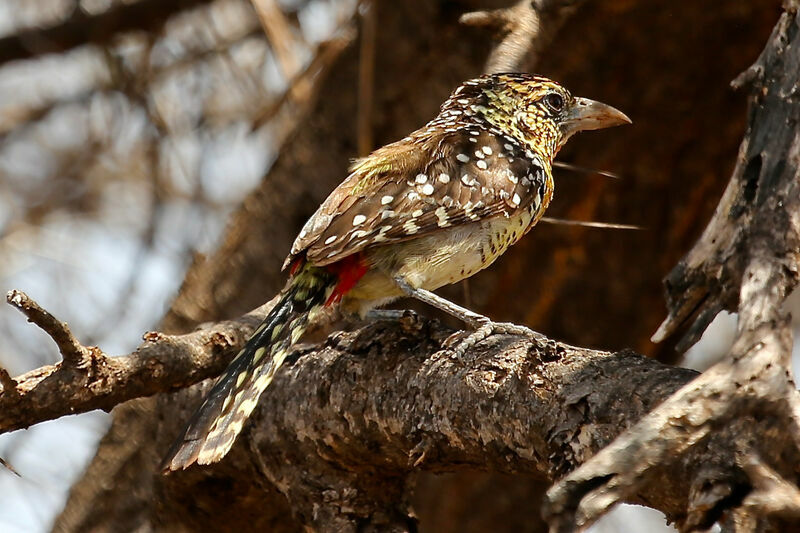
445,319,537,360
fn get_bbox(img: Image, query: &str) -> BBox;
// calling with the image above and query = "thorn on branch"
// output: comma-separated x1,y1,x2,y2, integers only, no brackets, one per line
0,366,18,397
0,456,20,477
6,290,90,368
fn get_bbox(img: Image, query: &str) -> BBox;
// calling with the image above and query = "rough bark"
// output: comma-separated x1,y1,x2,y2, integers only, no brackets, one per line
49,0,783,532
162,318,704,531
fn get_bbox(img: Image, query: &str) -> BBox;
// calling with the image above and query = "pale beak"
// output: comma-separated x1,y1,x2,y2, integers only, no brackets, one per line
561,97,631,140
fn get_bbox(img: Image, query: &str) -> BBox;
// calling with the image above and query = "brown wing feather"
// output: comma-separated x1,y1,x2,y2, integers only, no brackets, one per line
285,128,547,268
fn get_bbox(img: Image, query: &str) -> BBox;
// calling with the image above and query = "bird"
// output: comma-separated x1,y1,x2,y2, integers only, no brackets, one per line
162,73,630,471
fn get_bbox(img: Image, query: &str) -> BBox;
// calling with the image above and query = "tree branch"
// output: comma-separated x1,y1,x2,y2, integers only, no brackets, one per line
543,5,800,531
6,290,90,367
0,291,275,433
460,0,585,74
2,283,727,528
11,284,795,530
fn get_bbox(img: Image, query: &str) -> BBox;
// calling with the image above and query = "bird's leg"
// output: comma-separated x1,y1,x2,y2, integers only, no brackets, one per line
393,277,538,357
364,308,420,322
365,309,407,321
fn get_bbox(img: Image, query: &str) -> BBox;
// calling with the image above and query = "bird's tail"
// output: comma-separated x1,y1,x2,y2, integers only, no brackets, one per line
162,263,336,471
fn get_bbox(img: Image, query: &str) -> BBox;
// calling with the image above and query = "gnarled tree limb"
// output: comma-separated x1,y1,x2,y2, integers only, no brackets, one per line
7,282,798,530
4,287,707,529
543,4,800,532
0,291,275,434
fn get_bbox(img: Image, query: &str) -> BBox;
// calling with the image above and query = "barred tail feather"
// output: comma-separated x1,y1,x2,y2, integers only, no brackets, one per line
162,265,334,471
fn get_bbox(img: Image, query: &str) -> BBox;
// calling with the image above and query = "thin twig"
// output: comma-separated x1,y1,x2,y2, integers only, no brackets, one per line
250,0,300,80
250,30,355,132
6,290,88,367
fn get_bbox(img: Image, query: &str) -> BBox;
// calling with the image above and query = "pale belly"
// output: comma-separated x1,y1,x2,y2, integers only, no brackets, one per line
341,204,540,316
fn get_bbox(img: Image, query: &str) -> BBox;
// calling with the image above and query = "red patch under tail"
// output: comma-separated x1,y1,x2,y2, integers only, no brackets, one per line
323,254,368,306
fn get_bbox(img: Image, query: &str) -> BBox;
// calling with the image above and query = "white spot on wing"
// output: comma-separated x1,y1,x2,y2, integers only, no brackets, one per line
381,195,394,205
403,220,419,234
435,206,450,227
456,153,469,163
352,214,366,225
438,173,450,183
324,235,337,244
415,174,428,184
476,160,488,170
421,183,434,195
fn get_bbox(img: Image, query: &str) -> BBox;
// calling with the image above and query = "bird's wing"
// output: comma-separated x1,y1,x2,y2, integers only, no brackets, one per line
285,130,548,268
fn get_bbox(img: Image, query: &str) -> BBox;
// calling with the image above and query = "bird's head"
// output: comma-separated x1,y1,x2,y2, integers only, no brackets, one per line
441,73,631,163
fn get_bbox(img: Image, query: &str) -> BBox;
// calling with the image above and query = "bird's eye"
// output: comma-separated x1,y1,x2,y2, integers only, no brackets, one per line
544,93,564,113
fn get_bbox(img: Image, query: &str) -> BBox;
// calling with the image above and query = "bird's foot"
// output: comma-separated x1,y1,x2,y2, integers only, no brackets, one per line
445,318,539,359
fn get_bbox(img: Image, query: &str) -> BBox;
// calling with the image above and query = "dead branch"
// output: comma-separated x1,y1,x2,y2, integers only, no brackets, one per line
5,289,709,529
0,291,277,434
543,4,800,532
3,283,732,529
8,284,796,530
7,290,90,367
